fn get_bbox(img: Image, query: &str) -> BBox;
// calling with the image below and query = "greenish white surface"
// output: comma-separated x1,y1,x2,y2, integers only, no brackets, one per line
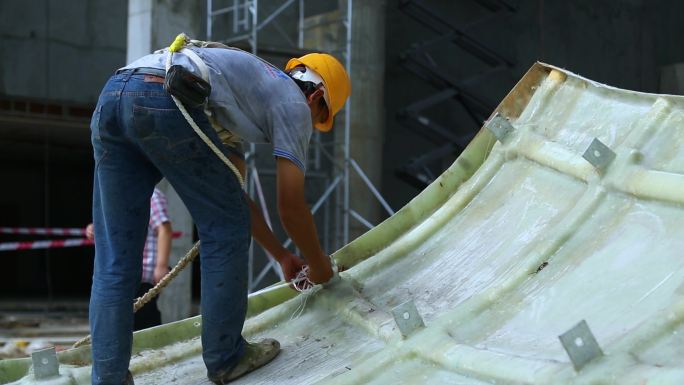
3,63,684,384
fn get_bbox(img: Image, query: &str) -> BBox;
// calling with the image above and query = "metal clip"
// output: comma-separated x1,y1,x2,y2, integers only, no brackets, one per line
582,138,616,171
558,320,604,371
391,300,425,338
485,113,515,142
32,347,59,379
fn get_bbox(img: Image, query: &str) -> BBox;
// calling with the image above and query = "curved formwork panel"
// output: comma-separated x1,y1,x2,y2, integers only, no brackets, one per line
3,62,684,384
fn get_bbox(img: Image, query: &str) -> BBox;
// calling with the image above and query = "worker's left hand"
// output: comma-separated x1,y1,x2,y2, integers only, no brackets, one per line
153,265,170,284
278,252,305,282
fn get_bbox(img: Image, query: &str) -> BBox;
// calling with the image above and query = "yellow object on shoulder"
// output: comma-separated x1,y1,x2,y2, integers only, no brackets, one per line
169,33,189,53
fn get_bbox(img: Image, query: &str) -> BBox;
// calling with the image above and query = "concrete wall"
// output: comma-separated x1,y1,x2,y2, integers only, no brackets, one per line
0,0,128,103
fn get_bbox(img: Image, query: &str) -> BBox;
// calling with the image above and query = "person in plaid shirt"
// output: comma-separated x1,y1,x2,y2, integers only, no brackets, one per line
85,187,172,330
136,187,172,329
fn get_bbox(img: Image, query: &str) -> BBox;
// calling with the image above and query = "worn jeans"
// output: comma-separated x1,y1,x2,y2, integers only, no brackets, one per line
89,70,250,385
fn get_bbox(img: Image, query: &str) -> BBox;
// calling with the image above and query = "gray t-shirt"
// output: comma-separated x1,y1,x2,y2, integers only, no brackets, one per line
123,48,312,172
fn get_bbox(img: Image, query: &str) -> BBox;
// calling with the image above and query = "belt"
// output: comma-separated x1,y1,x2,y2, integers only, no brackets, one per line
115,67,167,78
115,67,166,84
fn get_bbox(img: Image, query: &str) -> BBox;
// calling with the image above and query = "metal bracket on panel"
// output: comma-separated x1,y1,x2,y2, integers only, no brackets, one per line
391,300,425,338
32,347,59,379
558,320,604,371
485,113,514,142
582,138,616,171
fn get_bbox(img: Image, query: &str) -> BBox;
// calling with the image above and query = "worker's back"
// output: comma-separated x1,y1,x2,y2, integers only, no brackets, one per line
123,47,313,172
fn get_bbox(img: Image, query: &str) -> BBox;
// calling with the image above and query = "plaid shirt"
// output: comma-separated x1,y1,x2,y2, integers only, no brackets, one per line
141,188,170,284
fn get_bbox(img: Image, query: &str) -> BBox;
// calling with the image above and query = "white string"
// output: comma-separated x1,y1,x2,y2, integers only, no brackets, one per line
290,266,318,320
290,266,316,320
288,262,340,320
292,265,314,291
290,289,314,320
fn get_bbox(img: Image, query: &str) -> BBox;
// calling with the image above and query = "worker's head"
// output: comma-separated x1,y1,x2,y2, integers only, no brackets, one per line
285,53,351,132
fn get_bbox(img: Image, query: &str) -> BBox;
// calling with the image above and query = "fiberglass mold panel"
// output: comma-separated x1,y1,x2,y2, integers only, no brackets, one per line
357,158,587,324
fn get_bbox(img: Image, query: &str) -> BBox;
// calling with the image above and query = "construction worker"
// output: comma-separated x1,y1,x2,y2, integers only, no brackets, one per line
88,36,350,385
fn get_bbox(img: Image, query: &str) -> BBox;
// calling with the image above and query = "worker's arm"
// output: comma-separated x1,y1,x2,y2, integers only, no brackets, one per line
229,154,305,281
245,197,305,281
153,221,172,284
275,157,333,284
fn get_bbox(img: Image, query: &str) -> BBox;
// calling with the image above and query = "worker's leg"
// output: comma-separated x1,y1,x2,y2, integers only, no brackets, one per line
89,72,162,385
123,78,251,376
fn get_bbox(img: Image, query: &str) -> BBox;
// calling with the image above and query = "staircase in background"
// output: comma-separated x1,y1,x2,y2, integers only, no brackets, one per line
396,0,516,187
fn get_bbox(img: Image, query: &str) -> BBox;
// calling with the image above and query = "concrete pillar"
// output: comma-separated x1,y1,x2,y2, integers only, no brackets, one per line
127,0,203,63
303,0,386,245
347,0,386,240
155,180,194,323
127,0,202,323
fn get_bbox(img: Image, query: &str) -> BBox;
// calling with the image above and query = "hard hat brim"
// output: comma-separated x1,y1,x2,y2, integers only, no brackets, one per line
315,112,334,132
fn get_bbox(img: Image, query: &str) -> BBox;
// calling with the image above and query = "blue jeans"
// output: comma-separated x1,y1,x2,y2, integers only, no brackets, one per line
89,70,250,385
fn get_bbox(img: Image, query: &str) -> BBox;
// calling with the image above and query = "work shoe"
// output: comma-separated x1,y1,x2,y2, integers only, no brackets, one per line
208,338,281,384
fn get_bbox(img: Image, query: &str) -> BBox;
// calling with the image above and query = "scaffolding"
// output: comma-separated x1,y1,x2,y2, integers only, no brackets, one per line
206,0,394,292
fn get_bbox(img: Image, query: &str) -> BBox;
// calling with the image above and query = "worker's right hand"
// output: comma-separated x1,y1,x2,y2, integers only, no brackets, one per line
307,256,334,284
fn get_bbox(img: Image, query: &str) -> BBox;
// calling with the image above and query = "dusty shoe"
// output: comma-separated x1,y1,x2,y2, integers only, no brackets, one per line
209,338,281,384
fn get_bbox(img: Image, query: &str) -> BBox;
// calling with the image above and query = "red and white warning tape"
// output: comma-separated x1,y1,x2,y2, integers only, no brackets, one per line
0,227,86,236
0,228,184,252
0,238,93,251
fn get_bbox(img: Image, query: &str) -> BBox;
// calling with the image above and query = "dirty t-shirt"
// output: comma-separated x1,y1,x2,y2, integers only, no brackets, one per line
122,48,312,172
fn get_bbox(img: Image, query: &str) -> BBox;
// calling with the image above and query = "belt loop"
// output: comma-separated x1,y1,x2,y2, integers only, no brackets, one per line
122,69,134,82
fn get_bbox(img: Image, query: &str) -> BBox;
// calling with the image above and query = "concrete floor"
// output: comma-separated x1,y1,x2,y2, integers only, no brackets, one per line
0,300,89,359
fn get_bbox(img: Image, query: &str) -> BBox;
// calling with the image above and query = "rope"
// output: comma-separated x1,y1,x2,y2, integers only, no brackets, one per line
72,241,201,348
166,33,244,188
72,250,339,347
170,95,244,187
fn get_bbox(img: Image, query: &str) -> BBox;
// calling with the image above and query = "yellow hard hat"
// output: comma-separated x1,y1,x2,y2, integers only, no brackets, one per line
285,53,351,132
